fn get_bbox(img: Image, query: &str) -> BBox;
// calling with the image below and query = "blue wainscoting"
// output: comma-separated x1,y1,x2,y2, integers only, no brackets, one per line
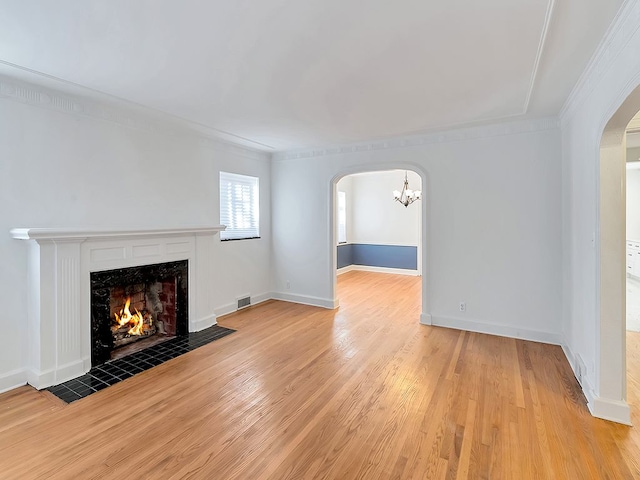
337,244,417,270
337,243,354,269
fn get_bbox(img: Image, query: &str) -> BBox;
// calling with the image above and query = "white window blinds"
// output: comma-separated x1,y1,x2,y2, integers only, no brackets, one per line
219,172,260,240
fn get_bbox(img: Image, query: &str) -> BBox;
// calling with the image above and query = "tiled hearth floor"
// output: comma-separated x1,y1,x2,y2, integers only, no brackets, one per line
47,325,235,403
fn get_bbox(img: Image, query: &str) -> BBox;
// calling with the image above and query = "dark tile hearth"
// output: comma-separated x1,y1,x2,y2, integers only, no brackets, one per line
47,325,236,403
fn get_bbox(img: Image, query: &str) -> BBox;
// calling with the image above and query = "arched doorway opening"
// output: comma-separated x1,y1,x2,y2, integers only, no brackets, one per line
596,85,640,425
329,166,431,324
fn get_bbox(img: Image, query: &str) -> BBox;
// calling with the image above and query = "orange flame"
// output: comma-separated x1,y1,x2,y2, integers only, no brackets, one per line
114,297,150,336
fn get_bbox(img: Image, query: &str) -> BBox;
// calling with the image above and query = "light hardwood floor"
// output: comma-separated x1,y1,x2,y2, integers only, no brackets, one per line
1,270,640,479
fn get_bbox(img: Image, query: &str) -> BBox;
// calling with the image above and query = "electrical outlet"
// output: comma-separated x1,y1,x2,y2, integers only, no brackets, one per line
459,301,466,312
286,280,290,290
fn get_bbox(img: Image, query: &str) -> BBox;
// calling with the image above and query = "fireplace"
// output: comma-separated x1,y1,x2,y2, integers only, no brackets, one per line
10,226,224,389
91,260,188,366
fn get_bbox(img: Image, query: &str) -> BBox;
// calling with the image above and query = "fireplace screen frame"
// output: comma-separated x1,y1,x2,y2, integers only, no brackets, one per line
90,260,188,367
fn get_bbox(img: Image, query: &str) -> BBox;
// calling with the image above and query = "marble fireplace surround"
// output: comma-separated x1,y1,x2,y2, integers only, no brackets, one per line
10,226,225,389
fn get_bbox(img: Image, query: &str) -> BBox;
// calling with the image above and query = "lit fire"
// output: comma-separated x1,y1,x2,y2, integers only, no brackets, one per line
113,297,151,336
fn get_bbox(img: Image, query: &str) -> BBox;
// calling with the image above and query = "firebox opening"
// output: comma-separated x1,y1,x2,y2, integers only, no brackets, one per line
109,280,178,360
91,260,188,367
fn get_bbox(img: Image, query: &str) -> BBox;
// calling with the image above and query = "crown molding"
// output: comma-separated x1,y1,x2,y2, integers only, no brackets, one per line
523,0,556,113
273,117,559,161
0,73,270,161
559,0,640,123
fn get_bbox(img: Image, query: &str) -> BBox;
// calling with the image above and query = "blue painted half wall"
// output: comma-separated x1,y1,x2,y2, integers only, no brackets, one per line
337,243,417,270
337,243,353,269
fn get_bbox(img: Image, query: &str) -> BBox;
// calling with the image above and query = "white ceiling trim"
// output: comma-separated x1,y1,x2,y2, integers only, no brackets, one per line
523,0,557,113
273,117,559,162
0,59,276,152
0,73,270,160
559,0,639,123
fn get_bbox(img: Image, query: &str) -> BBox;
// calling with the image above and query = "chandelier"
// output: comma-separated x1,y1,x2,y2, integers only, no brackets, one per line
393,171,421,207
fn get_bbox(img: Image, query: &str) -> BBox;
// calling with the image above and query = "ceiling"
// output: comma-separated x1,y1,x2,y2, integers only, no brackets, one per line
0,0,624,151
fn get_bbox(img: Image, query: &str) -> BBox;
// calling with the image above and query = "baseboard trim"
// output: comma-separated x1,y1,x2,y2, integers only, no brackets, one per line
431,315,562,345
560,340,587,387
337,265,420,276
337,265,356,275
25,359,86,390
420,313,432,325
562,339,632,426
561,341,576,372
193,314,218,332
0,368,27,394
251,292,272,306
214,292,273,318
585,392,632,425
272,292,338,309
215,302,239,317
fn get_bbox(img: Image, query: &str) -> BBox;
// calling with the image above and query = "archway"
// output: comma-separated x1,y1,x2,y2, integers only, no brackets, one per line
596,84,640,425
329,164,431,324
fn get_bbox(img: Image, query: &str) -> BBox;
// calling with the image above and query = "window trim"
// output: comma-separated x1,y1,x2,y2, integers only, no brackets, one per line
337,190,347,245
219,171,260,241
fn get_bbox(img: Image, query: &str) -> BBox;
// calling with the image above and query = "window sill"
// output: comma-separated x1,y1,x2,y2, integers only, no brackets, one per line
221,237,261,242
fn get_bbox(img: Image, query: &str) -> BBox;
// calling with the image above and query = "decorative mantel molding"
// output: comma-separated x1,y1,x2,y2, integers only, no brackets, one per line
11,226,225,242
12,225,225,389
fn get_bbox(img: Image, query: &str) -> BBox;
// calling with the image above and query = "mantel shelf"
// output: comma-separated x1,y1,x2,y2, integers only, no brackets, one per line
10,226,226,242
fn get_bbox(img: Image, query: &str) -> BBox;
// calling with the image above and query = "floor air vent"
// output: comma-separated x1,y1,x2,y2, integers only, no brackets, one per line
237,295,251,310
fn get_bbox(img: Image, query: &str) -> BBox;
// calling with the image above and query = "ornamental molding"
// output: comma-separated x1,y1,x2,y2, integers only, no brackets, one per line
10,226,225,243
273,117,559,161
559,0,640,124
11,224,224,389
0,74,269,161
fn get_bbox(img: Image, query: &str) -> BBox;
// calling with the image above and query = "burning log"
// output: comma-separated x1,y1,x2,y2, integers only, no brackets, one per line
111,297,157,347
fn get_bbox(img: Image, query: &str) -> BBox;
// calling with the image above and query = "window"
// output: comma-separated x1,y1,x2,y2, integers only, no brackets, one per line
337,191,347,244
219,172,259,241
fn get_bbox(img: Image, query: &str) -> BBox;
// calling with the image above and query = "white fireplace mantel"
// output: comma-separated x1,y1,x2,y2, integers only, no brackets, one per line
11,225,225,389
11,226,225,241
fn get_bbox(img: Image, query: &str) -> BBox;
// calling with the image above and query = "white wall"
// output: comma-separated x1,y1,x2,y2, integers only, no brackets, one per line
628,147,640,241
628,146,640,162
627,164,640,240
0,77,272,392
272,120,563,340
348,170,421,246
336,170,421,247
560,1,640,423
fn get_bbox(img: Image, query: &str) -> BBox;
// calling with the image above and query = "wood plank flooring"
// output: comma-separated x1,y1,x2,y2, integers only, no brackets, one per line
1,270,640,479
